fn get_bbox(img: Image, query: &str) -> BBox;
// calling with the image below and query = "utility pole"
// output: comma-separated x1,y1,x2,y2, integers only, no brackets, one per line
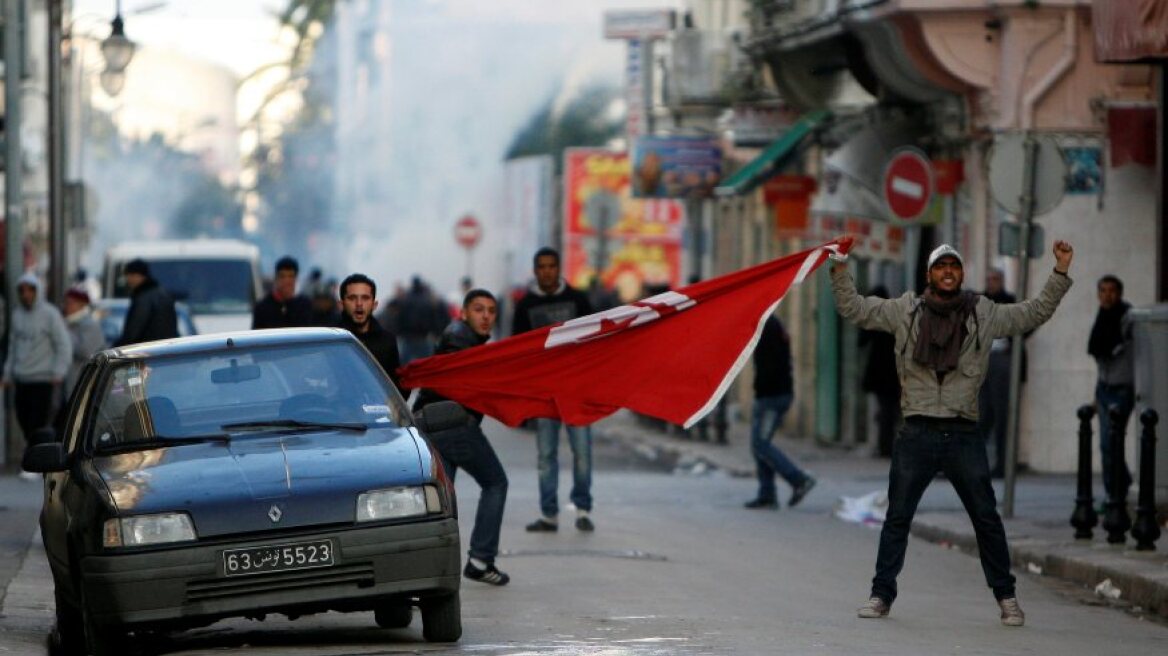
47,0,64,303
3,0,24,468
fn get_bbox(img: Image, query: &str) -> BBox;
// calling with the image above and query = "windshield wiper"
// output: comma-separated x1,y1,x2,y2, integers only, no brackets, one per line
97,434,231,454
220,419,368,433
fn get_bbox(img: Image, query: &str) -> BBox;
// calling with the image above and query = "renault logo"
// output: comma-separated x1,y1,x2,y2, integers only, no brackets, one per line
268,505,283,523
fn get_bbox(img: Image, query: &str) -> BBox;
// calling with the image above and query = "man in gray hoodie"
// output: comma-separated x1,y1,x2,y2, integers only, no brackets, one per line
2,273,71,449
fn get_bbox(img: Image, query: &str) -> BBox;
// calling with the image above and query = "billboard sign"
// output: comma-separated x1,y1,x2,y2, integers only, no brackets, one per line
631,136,723,199
603,9,676,39
563,149,684,301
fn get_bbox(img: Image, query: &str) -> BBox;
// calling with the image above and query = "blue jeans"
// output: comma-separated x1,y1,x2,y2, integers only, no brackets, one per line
872,417,1016,605
750,394,808,501
535,419,592,517
1095,381,1134,500
430,423,508,564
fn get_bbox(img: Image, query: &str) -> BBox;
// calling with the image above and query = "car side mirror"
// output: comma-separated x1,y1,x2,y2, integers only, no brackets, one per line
413,401,470,434
22,442,68,473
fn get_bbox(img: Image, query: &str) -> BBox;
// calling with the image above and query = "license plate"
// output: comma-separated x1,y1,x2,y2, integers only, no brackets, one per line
222,539,335,577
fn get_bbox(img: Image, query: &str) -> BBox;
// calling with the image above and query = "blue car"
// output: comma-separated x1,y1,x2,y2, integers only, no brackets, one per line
23,328,466,653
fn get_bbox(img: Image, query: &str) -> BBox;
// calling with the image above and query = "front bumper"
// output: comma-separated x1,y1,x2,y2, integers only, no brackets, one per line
79,518,460,627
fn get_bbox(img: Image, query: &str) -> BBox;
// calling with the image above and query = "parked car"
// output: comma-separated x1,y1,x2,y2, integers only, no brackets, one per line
91,298,199,347
23,328,466,654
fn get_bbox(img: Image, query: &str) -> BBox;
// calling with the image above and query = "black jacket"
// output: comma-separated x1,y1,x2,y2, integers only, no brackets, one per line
116,278,179,346
340,314,402,390
753,316,793,398
252,293,314,329
511,281,592,335
414,320,489,420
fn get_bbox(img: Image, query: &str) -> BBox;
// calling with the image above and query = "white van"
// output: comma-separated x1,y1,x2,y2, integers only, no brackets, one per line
103,239,264,335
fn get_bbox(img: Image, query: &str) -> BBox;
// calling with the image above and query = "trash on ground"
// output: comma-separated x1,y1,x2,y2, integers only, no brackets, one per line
1027,562,1043,575
833,491,887,528
1094,578,1122,600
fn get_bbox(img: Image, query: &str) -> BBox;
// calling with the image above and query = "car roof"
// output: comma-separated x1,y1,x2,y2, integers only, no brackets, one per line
105,327,355,359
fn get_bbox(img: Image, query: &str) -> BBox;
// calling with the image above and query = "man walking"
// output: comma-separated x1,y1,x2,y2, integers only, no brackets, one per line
415,289,510,586
831,240,1074,627
3,274,70,467
253,256,313,329
512,247,595,532
979,268,1020,478
115,259,178,346
338,273,403,391
1088,274,1134,502
744,314,816,509
61,288,105,402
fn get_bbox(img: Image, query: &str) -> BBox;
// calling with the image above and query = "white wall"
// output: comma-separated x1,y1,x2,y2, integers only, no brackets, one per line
1020,160,1157,473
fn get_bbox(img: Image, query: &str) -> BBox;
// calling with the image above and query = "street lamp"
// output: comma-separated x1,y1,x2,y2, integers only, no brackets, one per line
99,68,126,96
99,7,135,75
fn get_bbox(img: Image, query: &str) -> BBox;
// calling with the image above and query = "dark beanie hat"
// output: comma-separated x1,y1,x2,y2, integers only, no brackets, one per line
124,258,150,276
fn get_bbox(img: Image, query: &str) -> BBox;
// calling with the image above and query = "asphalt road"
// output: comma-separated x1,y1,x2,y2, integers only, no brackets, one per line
1,419,1165,655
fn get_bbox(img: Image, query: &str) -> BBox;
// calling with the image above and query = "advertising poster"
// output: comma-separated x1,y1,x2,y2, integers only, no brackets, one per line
631,136,723,199
563,148,684,301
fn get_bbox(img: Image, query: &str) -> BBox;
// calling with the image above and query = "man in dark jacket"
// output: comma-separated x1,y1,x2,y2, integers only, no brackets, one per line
744,314,816,509
1089,274,1134,501
253,256,313,329
338,273,403,391
415,289,510,586
512,247,596,532
116,259,178,346
978,268,1020,478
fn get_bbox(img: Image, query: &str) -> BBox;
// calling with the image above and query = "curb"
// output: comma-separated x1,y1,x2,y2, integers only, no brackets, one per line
910,520,1168,620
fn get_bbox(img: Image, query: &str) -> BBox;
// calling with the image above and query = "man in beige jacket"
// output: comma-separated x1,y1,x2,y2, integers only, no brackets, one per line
831,239,1074,627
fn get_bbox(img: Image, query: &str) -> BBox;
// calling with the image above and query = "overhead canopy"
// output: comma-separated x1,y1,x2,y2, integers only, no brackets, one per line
715,110,830,197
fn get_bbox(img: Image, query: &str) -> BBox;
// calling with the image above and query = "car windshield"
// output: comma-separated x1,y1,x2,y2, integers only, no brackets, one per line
90,341,409,452
113,259,255,314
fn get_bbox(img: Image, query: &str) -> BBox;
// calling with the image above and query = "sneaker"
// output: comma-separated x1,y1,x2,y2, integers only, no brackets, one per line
575,516,594,532
998,597,1025,627
744,498,779,509
463,561,509,586
525,518,558,532
788,477,817,508
18,471,40,482
857,597,890,619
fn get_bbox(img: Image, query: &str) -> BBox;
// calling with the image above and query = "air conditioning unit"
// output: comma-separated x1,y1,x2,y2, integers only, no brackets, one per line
666,30,733,108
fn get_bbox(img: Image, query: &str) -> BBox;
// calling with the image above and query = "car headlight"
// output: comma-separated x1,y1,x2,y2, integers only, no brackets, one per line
356,485,442,522
103,513,197,547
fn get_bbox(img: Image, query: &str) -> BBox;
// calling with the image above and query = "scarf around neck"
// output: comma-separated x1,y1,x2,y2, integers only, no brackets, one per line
1088,301,1130,359
913,287,978,373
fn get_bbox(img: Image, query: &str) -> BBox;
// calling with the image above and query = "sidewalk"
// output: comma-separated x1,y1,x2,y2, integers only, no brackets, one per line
592,410,1168,621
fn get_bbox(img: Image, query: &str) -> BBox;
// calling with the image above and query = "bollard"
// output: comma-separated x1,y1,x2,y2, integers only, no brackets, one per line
1131,409,1161,551
1102,404,1132,545
1070,404,1098,540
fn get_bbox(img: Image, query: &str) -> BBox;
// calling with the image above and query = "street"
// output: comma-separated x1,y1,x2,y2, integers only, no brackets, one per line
1,418,1164,655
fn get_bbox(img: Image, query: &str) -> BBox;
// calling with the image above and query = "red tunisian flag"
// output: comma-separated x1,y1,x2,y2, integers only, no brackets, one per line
399,237,852,428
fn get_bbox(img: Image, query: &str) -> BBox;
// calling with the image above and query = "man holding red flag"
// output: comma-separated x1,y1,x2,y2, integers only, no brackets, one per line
831,239,1075,627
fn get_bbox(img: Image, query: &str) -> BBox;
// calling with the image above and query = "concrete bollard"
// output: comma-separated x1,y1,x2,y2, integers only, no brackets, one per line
1131,409,1161,551
1070,404,1098,540
1102,405,1132,545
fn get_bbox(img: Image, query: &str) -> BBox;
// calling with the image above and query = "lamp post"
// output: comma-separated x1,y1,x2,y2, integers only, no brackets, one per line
49,0,136,303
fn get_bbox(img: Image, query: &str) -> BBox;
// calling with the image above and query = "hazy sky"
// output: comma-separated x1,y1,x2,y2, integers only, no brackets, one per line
74,0,683,295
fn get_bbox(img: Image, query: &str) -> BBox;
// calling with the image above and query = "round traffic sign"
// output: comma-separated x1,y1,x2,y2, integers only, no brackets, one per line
987,133,1067,216
882,148,934,221
454,215,482,249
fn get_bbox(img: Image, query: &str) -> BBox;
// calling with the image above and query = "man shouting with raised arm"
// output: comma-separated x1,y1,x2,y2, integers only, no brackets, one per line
830,240,1074,627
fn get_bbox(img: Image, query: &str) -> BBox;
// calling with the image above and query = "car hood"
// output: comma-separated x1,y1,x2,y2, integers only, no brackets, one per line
94,426,429,537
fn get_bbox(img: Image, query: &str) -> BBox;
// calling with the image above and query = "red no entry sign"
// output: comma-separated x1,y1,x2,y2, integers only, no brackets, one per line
883,149,933,221
454,215,482,249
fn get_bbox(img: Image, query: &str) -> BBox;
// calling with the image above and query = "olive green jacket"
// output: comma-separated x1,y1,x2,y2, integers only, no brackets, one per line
830,267,1072,421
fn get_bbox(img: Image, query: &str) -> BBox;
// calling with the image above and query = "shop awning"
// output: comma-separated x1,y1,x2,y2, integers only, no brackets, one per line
715,109,830,197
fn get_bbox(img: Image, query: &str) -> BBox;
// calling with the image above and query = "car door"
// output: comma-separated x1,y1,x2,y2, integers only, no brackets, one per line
42,363,99,575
